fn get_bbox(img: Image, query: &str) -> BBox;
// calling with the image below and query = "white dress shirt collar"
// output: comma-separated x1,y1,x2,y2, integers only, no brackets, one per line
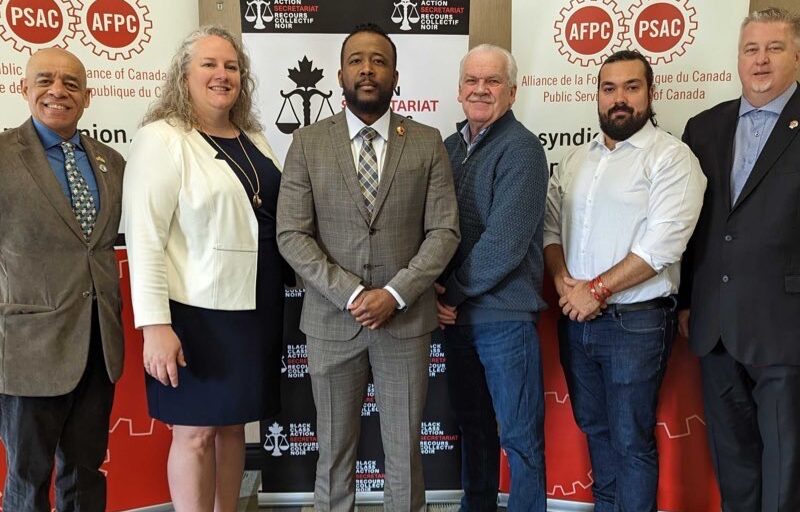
591,119,658,152
345,107,391,142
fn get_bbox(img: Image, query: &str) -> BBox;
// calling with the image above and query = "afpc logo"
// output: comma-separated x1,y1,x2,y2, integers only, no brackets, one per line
0,0,152,59
554,0,697,67
76,0,152,60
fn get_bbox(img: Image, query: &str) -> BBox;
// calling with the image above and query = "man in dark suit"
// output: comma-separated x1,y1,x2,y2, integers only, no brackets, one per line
0,48,125,511
680,8,800,511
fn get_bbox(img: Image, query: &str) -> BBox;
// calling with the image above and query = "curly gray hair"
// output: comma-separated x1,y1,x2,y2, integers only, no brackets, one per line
142,25,262,131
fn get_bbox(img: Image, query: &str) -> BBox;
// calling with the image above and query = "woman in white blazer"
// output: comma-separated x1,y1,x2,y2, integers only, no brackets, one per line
123,26,288,511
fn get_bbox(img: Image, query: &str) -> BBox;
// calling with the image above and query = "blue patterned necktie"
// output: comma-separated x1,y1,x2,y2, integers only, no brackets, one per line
357,126,380,214
61,141,96,239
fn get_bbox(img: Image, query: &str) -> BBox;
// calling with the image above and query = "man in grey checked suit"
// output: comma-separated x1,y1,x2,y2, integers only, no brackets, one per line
0,48,124,511
277,23,460,512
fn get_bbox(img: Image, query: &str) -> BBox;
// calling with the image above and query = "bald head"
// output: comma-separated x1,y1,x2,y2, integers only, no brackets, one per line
22,48,90,139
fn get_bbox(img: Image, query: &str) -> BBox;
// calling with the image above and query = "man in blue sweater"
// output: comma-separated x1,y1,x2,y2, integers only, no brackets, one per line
437,44,550,511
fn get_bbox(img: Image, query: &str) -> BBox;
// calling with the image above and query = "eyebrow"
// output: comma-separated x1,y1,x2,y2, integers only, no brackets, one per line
600,78,643,86
34,72,81,82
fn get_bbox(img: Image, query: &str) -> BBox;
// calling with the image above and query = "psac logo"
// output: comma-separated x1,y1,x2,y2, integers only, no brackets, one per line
0,0,152,59
554,0,697,66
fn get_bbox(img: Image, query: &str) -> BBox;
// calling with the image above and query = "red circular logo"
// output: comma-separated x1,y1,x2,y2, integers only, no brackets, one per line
86,0,139,48
5,0,63,44
565,6,615,55
633,3,684,53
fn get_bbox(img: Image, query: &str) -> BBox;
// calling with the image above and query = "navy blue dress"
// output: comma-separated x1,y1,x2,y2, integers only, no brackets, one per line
145,133,284,426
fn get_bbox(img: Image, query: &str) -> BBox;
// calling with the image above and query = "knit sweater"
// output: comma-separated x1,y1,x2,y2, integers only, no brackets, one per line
440,109,549,324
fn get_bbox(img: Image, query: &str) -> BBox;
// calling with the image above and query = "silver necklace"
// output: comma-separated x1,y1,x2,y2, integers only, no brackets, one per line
204,131,263,209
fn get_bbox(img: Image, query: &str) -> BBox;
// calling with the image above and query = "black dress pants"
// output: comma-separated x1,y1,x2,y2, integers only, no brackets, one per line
701,341,800,512
0,308,114,512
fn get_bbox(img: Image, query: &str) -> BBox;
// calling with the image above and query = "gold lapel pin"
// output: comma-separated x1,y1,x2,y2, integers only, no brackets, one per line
790,120,799,130
396,125,406,137
95,155,108,172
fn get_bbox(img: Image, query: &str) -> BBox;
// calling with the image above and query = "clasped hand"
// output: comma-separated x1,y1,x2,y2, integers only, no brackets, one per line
557,276,605,322
348,288,397,330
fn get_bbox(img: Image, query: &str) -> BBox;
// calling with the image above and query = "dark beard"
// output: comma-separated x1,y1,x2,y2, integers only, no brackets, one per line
599,104,652,142
343,83,393,117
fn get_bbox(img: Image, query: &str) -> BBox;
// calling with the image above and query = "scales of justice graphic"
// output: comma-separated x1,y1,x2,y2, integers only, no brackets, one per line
392,0,420,31
276,57,336,134
264,422,290,456
245,0,274,30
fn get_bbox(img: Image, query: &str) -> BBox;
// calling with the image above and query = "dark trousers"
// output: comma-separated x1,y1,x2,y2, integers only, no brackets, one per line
559,304,676,512
701,342,800,512
0,308,114,512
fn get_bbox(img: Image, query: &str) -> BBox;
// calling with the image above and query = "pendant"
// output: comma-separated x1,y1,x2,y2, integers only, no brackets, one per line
252,194,263,209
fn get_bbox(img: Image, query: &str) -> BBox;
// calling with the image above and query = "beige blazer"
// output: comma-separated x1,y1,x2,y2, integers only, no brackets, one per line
122,119,281,328
277,110,460,340
0,118,125,396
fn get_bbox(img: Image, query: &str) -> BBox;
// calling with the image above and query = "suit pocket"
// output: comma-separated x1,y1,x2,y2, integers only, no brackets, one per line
212,246,258,304
785,275,800,293
0,303,55,315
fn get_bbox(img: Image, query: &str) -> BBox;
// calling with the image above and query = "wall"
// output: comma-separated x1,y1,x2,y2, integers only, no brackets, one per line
197,0,800,81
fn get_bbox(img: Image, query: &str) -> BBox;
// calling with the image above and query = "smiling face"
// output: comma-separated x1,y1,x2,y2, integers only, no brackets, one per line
185,35,241,126
738,21,800,107
22,48,91,139
457,49,516,135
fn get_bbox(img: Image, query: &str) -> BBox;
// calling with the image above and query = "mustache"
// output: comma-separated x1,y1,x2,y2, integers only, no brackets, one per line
608,104,634,116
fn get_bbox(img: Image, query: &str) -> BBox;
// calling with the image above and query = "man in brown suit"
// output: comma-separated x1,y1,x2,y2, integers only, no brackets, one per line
277,24,459,512
0,48,124,511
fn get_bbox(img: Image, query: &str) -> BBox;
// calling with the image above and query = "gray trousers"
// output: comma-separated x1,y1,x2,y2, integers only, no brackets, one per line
307,329,430,512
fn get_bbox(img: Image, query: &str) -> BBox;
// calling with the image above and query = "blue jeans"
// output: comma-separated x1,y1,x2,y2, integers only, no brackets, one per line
558,303,676,512
443,321,546,512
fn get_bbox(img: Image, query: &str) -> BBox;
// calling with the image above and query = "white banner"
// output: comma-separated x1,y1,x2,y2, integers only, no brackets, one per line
242,0,470,163
513,0,749,171
0,0,199,156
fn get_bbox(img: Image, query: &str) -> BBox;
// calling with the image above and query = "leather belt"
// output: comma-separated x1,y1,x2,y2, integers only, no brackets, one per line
607,296,676,314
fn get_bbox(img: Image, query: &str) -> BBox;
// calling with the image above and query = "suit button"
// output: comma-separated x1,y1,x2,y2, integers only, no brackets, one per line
363,264,371,270
82,290,91,298
724,235,732,242
369,228,376,236
722,275,729,283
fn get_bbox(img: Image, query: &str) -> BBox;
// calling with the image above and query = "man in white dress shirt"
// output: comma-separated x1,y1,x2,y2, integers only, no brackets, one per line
543,50,706,512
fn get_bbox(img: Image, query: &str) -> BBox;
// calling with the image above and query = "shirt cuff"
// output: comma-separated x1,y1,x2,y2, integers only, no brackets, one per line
384,286,406,310
543,232,562,248
347,285,365,308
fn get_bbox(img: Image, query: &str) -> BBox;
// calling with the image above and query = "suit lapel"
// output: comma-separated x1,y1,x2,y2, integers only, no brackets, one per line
81,135,112,246
732,86,800,213
16,120,85,240
371,114,405,220
717,102,738,214
330,111,372,224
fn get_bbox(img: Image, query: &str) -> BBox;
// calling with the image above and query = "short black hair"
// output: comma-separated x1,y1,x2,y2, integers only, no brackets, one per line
598,50,654,91
598,49,657,126
340,23,397,69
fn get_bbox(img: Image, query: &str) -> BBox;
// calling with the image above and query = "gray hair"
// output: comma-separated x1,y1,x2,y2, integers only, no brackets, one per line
141,25,262,131
459,44,518,87
741,8,800,48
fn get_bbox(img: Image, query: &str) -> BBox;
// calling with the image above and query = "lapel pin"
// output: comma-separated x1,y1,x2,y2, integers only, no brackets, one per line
396,125,406,137
790,120,799,130
95,155,108,172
